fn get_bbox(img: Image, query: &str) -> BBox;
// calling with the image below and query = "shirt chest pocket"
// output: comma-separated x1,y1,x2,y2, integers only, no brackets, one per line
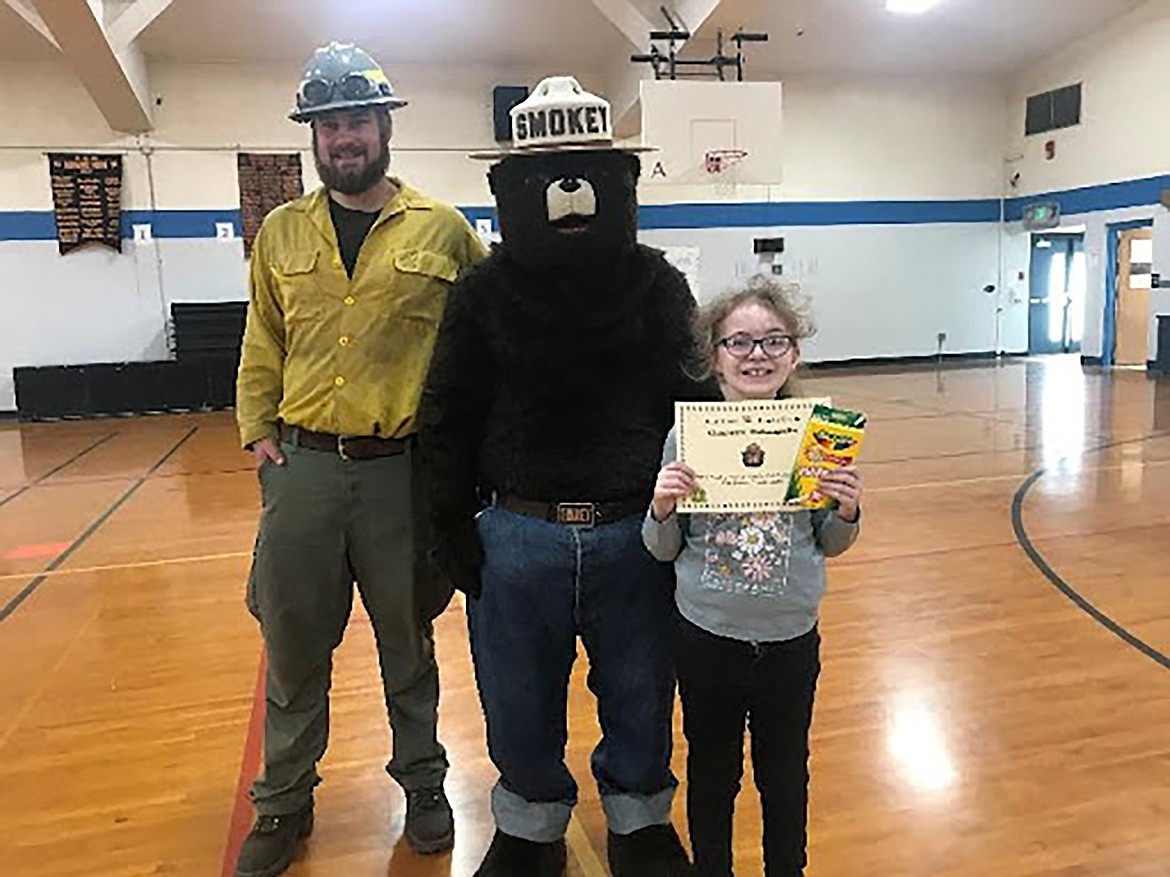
382,249,459,323
275,251,327,323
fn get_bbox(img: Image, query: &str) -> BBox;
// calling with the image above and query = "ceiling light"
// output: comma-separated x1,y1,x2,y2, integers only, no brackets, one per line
887,0,940,13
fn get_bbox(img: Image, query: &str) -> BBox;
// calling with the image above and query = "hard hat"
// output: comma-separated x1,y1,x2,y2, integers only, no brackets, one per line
289,41,407,123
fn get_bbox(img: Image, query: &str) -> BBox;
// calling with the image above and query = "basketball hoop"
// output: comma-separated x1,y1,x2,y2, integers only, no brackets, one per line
705,149,748,196
704,148,748,175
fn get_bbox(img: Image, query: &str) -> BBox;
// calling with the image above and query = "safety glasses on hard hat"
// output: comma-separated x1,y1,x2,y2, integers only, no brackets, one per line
298,72,390,111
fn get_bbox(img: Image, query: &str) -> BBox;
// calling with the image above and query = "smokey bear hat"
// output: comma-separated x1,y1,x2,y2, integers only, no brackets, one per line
471,76,654,160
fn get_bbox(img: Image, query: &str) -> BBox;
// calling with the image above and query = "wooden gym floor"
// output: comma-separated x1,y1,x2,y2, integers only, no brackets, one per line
1,356,1168,877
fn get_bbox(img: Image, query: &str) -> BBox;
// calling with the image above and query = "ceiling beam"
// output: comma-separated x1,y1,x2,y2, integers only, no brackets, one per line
29,0,154,133
672,0,725,38
3,0,59,49
106,0,172,50
594,0,729,138
589,0,656,137
590,0,655,49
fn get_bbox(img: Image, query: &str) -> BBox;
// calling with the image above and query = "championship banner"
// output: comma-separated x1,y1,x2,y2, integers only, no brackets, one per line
48,153,124,255
238,153,304,256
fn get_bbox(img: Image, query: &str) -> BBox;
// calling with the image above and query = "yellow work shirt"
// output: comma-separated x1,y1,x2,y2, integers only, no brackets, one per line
236,180,487,448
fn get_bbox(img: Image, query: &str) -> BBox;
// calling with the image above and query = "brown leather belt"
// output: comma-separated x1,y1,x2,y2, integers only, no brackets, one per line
495,494,647,528
278,424,409,460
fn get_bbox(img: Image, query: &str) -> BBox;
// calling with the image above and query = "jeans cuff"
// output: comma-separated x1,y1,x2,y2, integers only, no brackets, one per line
491,782,574,843
602,785,676,835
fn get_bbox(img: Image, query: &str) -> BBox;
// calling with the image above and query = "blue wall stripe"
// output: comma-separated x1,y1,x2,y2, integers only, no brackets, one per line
0,200,1004,240
126,209,243,238
1004,174,1170,222
639,198,1001,228
0,173,1165,242
459,206,496,225
0,211,58,240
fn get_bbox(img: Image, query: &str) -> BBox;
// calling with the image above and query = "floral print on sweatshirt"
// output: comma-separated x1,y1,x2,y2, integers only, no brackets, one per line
699,512,793,598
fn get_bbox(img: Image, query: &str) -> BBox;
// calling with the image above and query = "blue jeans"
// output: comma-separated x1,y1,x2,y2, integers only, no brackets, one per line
468,506,678,843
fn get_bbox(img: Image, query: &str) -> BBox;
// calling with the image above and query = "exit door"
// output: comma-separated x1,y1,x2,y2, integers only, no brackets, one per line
1114,226,1153,366
1029,233,1085,355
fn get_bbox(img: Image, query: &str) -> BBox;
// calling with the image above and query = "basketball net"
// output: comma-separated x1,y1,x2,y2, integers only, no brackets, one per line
705,149,748,197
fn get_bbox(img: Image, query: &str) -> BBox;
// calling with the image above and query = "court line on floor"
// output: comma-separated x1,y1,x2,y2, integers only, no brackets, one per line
0,550,253,584
0,606,99,752
850,410,1018,425
0,432,118,509
566,814,609,877
831,539,1024,569
0,426,199,626
0,454,1163,585
221,652,268,877
1012,431,1170,671
866,426,1170,470
868,455,1170,495
1,464,254,492
18,421,1166,492
219,645,609,877
829,386,1028,425
867,471,1031,494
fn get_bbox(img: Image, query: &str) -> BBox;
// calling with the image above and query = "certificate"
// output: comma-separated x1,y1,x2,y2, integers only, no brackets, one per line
675,398,831,513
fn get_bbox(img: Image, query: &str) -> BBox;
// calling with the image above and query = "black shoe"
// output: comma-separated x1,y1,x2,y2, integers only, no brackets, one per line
608,824,694,877
473,830,567,877
234,803,314,877
404,786,455,854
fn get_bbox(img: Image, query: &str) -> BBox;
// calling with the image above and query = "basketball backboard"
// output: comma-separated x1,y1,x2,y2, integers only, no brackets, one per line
639,79,782,200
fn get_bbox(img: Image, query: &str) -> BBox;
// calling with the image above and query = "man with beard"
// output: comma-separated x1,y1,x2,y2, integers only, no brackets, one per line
234,41,485,877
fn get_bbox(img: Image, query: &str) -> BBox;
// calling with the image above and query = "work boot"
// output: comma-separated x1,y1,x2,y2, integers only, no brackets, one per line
608,823,695,877
473,830,567,876
404,786,455,854
235,802,314,877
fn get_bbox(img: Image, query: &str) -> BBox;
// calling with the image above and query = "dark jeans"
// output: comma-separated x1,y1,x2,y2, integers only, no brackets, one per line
467,506,678,842
674,615,821,877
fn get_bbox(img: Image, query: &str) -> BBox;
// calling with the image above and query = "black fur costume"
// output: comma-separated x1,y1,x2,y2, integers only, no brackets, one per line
419,149,703,593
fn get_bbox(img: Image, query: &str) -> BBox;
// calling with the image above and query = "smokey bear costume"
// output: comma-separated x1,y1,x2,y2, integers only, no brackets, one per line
419,78,703,877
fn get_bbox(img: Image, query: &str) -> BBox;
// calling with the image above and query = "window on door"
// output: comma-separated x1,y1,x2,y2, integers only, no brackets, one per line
1029,234,1086,356
1130,238,1153,290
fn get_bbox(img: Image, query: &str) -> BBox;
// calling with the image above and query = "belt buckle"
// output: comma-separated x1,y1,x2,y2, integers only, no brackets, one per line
557,502,595,528
337,435,351,461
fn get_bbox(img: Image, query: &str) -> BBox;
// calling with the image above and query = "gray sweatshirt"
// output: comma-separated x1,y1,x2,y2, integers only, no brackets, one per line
642,426,860,643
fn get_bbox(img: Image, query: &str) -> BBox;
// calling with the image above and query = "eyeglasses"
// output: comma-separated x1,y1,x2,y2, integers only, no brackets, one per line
298,73,390,111
717,333,796,359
